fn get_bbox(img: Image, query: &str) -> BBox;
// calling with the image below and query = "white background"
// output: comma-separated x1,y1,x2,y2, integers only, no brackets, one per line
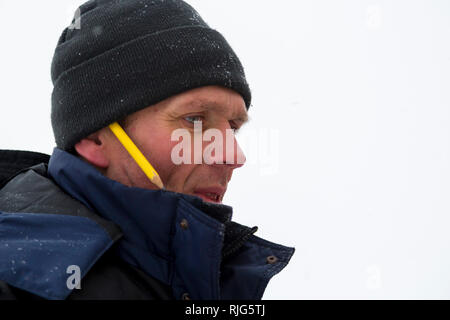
1,0,450,299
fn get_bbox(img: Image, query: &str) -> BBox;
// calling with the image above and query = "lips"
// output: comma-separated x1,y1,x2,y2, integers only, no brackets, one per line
193,186,226,204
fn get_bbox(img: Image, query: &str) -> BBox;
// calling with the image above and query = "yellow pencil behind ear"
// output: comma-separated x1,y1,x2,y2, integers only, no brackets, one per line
108,122,164,190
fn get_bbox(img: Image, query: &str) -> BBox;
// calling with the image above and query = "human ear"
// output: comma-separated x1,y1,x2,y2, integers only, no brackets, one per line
74,131,109,169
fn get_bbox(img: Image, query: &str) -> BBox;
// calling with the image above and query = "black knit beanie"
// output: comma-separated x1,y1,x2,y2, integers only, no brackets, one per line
51,0,252,153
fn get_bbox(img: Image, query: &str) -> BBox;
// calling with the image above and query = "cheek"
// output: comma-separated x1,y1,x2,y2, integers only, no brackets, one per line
139,129,193,191
141,130,174,170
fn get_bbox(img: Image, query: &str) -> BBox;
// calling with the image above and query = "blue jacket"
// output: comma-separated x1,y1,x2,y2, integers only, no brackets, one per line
0,148,294,300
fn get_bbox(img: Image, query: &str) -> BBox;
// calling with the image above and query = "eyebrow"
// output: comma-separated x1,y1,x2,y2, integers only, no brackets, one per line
182,100,250,124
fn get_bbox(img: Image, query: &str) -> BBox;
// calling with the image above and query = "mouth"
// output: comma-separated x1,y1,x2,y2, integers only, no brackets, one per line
192,186,226,204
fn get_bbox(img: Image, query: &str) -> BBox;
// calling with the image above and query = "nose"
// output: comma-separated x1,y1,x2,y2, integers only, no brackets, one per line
204,128,246,168
226,135,246,169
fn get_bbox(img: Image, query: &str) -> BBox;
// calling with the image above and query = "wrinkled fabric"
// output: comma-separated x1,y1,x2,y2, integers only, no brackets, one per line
0,147,294,299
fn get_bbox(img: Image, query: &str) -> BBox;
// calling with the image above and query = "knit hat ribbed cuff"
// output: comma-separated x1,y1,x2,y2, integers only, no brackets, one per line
51,25,251,151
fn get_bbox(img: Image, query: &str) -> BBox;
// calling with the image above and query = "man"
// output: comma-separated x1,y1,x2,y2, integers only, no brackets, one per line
0,0,294,300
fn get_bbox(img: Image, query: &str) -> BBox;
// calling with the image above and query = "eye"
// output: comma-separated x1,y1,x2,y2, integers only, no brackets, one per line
183,115,204,125
229,121,240,134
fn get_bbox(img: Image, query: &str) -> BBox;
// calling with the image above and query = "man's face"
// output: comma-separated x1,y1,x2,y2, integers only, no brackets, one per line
83,85,249,204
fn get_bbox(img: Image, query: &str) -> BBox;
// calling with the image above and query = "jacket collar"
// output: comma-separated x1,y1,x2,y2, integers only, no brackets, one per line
48,147,294,299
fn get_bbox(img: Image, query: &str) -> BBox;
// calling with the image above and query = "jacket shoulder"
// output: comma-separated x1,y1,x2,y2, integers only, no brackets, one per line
0,158,122,241
0,149,50,188
0,160,173,300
